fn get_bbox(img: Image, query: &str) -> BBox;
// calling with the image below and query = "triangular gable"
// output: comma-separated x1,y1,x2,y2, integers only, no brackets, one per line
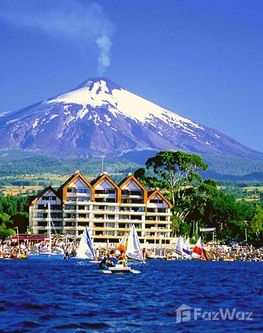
119,174,147,191
147,189,173,208
119,174,147,203
68,178,91,189
29,186,59,205
91,174,119,190
91,174,120,202
60,172,92,201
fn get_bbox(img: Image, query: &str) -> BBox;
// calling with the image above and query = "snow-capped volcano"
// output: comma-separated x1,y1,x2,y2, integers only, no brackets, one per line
0,77,262,159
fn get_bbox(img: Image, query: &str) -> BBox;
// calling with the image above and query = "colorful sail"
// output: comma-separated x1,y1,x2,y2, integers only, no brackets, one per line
126,224,143,261
76,227,95,260
182,237,191,258
117,233,128,253
192,237,203,258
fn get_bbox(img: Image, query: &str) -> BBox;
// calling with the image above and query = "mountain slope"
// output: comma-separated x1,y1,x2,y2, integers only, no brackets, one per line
0,77,262,159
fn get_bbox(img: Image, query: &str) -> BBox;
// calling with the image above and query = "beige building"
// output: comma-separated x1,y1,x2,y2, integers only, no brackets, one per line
29,171,173,246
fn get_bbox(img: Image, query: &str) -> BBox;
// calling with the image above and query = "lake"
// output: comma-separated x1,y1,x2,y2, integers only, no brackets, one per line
0,259,262,332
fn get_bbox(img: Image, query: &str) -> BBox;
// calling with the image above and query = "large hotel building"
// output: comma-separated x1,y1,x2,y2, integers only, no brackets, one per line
28,171,173,246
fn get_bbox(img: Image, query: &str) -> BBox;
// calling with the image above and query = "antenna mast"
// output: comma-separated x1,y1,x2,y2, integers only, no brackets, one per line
101,156,105,174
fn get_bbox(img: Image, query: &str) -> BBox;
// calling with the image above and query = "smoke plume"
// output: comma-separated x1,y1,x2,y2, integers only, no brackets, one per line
0,0,115,73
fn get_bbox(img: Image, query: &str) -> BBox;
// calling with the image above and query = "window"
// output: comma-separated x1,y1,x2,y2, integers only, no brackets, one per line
106,198,116,203
37,221,47,227
95,198,104,202
95,189,115,194
77,189,89,193
95,190,104,194
78,214,87,218
65,213,76,218
64,205,76,210
130,216,142,221
51,205,61,210
65,222,76,227
53,222,63,227
36,213,47,218
67,197,76,202
131,190,142,195
94,214,104,219
150,199,163,204
51,213,62,218
94,223,104,227
77,197,90,202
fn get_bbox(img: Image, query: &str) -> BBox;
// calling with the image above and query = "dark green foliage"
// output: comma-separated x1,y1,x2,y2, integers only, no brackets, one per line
0,196,29,238
137,150,263,245
0,154,139,177
135,150,208,205
201,154,263,181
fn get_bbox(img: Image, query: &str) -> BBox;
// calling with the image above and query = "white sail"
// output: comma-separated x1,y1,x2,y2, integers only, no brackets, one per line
182,237,191,258
175,236,183,255
47,201,52,253
76,227,95,260
126,224,143,261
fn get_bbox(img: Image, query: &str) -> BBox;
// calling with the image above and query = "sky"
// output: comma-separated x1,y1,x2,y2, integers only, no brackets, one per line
0,0,262,152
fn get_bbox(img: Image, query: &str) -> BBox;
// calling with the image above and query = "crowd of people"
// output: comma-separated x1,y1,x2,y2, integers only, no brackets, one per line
0,237,262,262
0,237,77,260
204,243,263,262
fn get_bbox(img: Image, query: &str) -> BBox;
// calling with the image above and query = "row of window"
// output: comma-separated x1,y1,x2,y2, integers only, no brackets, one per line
67,188,90,193
67,189,143,195
38,197,164,205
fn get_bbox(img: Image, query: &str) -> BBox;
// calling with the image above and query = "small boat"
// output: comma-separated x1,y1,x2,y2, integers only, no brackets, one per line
101,263,141,274
74,227,100,262
29,202,64,259
126,224,144,262
192,237,211,261
182,237,192,259
147,253,166,260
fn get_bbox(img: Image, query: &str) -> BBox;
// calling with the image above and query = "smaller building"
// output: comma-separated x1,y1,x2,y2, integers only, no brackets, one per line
29,171,173,246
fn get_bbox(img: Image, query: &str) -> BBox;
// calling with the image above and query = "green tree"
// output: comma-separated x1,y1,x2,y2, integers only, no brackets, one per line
0,212,14,238
0,212,10,225
135,150,208,205
251,204,263,237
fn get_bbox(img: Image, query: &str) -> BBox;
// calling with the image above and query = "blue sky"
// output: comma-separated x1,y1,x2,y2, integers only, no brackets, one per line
0,0,262,152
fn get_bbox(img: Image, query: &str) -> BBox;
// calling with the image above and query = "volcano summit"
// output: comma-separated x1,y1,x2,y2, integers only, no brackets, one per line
0,78,262,160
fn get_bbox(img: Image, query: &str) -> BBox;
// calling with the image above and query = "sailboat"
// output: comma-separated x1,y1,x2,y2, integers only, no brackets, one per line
75,227,98,261
192,237,204,259
29,202,64,259
101,225,142,274
169,236,183,259
117,232,128,253
182,237,192,259
175,236,183,258
126,224,143,261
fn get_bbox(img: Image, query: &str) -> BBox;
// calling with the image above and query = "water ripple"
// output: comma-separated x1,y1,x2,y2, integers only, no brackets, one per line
0,260,262,332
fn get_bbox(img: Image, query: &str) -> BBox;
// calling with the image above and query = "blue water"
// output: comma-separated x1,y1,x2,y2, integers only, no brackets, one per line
0,260,262,333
